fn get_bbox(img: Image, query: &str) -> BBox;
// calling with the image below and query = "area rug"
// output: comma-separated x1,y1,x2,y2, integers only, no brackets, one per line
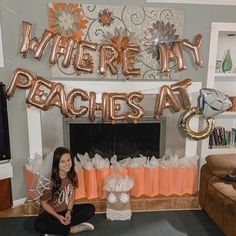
0,210,224,236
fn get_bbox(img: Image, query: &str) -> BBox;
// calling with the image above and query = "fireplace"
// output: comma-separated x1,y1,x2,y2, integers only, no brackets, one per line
63,117,166,160
26,81,200,212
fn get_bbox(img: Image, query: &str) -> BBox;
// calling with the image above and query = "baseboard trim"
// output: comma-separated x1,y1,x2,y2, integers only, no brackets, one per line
13,197,26,207
77,194,200,213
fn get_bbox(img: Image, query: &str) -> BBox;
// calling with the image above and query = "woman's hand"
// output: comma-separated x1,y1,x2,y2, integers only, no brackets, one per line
41,200,70,225
65,210,72,224
57,215,70,225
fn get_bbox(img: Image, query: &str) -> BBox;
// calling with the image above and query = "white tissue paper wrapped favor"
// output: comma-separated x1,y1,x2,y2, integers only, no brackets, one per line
103,174,134,221
92,154,110,169
74,157,83,171
77,153,93,170
158,155,171,168
26,152,43,173
26,152,53,208
157,154,199,168
110,155,131,170
103,174,134,192
169,153,180,167
118,157,131,169
129,156,147,168
144,156,159,169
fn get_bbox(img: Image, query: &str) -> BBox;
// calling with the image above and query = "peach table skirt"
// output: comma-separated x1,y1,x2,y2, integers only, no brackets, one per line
25,166,198,200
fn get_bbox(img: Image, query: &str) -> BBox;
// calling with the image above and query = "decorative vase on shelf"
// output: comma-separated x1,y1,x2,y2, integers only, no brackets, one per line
222,49,232,73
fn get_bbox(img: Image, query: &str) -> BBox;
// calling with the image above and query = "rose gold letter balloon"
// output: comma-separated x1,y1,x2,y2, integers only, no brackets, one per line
74,41,97,74
88,92,97,121
20,22,33,58
49,35,75,68
159,43,170,75
159,41,187,75
155,85,181,118
172,41,187,71
126,92,144,122
109,93,128,123
26,76,54,110
170,79,192,110
20,21,53,60
67,89,89,117
43,82,68,116
122,45,141,79
99,44,118,76
101,93,110,121
182,34,203,67
6,68,34,99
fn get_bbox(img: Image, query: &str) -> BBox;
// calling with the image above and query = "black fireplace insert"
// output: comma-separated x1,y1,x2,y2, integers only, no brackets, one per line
63,117,166,160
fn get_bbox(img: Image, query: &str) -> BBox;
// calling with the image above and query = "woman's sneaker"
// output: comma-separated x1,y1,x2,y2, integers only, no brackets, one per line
70,222,94,234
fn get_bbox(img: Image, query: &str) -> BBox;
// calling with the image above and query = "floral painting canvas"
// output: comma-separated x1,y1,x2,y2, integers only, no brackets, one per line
48,3,184,80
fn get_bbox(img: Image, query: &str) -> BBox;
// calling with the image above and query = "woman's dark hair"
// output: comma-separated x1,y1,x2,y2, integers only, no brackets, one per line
51,147,77,201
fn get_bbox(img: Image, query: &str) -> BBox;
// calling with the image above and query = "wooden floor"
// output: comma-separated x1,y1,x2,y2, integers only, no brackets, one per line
0,194,200,218
0,204,36,218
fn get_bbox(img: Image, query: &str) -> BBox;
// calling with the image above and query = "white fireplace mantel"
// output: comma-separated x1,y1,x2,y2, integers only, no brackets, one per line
26,80,202,159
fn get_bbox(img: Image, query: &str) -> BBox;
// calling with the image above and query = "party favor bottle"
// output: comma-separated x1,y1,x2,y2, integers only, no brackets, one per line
222,49,232,73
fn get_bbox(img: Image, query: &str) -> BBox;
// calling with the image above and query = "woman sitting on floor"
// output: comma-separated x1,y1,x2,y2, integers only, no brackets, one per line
34,147,95,235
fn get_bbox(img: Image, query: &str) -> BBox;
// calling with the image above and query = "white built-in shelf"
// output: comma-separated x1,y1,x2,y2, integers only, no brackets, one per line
218,111,236,117
214,73,236,80
215,73,236,77
200,22,236,166
207,146,236,155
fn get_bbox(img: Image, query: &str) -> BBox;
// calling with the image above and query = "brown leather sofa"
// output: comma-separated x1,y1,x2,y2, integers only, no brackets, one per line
199,154,236,236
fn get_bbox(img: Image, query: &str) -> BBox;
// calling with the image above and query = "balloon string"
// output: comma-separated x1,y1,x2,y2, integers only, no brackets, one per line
60,83,189,94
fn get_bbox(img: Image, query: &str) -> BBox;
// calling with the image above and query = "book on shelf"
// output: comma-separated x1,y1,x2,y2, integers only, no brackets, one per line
209,127,236,148
232,128,236,144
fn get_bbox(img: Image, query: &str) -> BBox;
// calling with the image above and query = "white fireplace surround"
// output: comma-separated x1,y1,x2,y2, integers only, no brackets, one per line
26,80,202,160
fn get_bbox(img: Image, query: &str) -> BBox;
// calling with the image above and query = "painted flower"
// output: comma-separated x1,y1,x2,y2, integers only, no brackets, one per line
49,3,88,44
98,9,114,27
101,27,139,64
144,20,179,61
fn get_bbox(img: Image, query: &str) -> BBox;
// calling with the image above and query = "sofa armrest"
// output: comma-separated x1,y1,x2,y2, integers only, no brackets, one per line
199,164,214,209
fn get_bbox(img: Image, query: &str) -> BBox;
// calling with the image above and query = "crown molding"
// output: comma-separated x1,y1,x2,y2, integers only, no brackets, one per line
146,0,236,5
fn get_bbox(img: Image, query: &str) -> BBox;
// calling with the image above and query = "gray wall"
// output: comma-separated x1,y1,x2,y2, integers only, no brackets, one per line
0,0,236,201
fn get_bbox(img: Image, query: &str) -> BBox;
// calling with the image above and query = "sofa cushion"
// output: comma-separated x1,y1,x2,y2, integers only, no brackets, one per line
206,154,236,177
209,177,236,202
